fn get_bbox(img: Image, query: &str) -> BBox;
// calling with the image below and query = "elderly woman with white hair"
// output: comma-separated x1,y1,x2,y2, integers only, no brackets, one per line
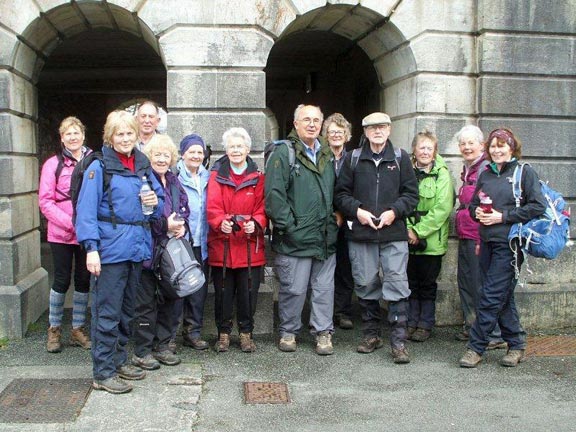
206,127,267,353
454,125,506,349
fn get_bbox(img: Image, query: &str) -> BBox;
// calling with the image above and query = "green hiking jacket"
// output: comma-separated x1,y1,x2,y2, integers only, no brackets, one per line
406,154,454,256
265,130,338,259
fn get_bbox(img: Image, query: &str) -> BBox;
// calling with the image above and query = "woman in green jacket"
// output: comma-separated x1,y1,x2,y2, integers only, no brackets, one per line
406,130,454,342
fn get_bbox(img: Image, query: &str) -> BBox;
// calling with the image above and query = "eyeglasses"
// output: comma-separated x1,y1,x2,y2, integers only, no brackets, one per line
227,144,246,150
366,124,390,131
327,130,345,137
298,117,322,125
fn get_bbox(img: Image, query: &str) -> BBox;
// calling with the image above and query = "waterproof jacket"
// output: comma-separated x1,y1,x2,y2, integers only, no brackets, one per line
470,159,546,243
207,155,267,268
143,170,191,270
75,146,164,264
455,154,488,242
39,148,91,244
177,160,209,261
334,139,418,243
265,130,338,259
406,155,454,256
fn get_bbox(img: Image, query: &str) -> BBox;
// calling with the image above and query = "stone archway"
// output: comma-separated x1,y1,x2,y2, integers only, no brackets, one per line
0,1,166,338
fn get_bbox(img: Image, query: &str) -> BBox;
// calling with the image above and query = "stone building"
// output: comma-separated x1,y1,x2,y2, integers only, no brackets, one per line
1,0,574,338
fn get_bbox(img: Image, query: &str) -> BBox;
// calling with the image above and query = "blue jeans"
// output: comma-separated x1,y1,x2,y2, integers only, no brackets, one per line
91,261,141,381
468,241,526,355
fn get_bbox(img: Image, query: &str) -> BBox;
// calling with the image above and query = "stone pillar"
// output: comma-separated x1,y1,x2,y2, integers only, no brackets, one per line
0,71,49,339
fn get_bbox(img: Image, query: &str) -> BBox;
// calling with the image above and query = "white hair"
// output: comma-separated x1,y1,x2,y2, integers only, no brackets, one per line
222,127,252,150
455,125,484,145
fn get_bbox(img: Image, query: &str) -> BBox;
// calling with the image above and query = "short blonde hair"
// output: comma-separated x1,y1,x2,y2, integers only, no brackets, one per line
59,116,86,136
322,113,352,142
103,110,139,146
143,134,179,167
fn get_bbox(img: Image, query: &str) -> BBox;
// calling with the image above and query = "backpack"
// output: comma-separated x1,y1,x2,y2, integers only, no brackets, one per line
508,163,570,261
153,182,205,299
69,151,113,226
53,152,70,202
264,140,297,174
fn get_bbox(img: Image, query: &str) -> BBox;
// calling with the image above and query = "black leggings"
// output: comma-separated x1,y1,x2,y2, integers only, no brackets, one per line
50,242,90,294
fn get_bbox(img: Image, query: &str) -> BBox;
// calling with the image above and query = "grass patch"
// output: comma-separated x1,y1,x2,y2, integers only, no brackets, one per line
27,321,44,334
0,337,8,348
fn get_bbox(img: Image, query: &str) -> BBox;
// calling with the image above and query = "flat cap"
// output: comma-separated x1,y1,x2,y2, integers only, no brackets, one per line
362,112,391,127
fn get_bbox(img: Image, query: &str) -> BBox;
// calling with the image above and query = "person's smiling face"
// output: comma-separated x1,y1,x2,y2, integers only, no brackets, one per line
111,126,137,156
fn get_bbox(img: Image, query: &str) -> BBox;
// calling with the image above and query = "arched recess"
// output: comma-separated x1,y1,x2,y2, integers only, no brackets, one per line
265,3,416,146
16,3,167,164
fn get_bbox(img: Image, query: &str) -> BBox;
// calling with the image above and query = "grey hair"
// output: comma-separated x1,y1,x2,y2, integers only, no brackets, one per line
455,125,484,145
222,127,252,150
293,104,324,122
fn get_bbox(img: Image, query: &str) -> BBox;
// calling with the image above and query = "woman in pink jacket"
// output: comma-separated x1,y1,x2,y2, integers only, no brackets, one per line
39,116,92,353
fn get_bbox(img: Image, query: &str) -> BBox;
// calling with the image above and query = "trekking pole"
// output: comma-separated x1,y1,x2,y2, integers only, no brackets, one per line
246,229,253,320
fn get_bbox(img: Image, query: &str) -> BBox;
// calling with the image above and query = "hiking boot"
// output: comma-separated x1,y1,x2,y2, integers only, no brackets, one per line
279,335,297,352
357,337,384,354
455,330,469,341
392,346,410,364
47,326,62,353
335,316,353,330
116,364,146,380
70,327,91,349
182,334,209,350
168,338,177,354
459,349,482,368
500,349,526,367
315,332,334,356
487,340,508,350
93,376,132,394
407,326,416,338
239,332,256,353
214,333,230,353
410,328,431,342
132,353,161,371
153,349,181,366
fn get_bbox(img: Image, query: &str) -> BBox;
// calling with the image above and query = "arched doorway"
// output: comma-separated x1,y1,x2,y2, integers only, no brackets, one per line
265,30,379,146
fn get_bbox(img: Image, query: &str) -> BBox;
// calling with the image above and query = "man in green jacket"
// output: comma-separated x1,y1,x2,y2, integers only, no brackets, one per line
265,104,339,356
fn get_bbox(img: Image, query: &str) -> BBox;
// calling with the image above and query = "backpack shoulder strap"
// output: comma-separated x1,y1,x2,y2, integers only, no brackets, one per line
54,152,65,182
394,147,402,170
512,163,525,208
169,181,180,213
350,147,362,171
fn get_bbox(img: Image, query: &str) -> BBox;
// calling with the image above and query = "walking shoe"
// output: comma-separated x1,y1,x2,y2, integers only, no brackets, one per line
487,340,508,350
214,333,230,353
116,364,146,380
168,338,177,354
392,346,410,364
132,353,161,370
279,335,297,352
70,326,91,349
500,349,526,367
153,349,181,366
455,330,469,341
93,376,132,394
315,332,334,356
407,326,416,338
46,326,62,353
410,328,431,342
239,332,256,353
357,337,384,354
182,334,209,350
335,316,353,330
459,349,482,368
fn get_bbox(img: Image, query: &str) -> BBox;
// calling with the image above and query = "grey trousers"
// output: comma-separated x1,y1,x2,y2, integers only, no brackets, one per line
275,253,336,337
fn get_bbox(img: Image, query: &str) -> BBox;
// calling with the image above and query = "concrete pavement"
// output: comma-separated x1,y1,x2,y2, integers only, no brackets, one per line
1,310,575,432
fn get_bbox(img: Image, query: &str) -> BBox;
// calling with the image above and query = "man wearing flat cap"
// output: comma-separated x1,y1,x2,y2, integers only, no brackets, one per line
334,112,418,364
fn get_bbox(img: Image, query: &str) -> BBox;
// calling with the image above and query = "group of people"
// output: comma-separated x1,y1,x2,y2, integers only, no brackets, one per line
39,101,546,395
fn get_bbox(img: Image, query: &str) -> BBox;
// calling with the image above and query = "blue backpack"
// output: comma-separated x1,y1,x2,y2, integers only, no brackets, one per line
508,163,570,260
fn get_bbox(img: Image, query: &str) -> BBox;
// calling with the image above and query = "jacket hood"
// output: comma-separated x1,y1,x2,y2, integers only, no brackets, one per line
177,159,209,188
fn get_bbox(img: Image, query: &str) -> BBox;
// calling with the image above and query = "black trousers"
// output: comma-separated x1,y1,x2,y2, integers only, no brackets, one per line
180,247,208,338
50,242,90,294
212,266,261,334
333,227,354,319
133,269,177,356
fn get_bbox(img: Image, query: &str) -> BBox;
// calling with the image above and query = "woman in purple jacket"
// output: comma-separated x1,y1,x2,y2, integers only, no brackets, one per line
132,134,190,370
39,116,91,353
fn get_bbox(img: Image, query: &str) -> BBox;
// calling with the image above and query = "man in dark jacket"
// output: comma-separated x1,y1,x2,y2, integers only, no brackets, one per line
334,112,418,364
265,104,339,356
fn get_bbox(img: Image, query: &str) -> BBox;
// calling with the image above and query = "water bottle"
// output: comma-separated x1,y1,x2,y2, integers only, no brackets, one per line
140,176,154,216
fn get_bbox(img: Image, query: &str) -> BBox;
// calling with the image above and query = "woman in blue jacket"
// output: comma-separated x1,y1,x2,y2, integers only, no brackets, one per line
177,134,210,351
459,128,546,369
75,110,163,394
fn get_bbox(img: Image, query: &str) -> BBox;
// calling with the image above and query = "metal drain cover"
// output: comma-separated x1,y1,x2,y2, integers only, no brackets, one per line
0,378,92,423
244,382,290,404
526,336,576,357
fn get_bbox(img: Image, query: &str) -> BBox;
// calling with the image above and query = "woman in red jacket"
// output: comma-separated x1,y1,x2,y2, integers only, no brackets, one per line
207,127,267,353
